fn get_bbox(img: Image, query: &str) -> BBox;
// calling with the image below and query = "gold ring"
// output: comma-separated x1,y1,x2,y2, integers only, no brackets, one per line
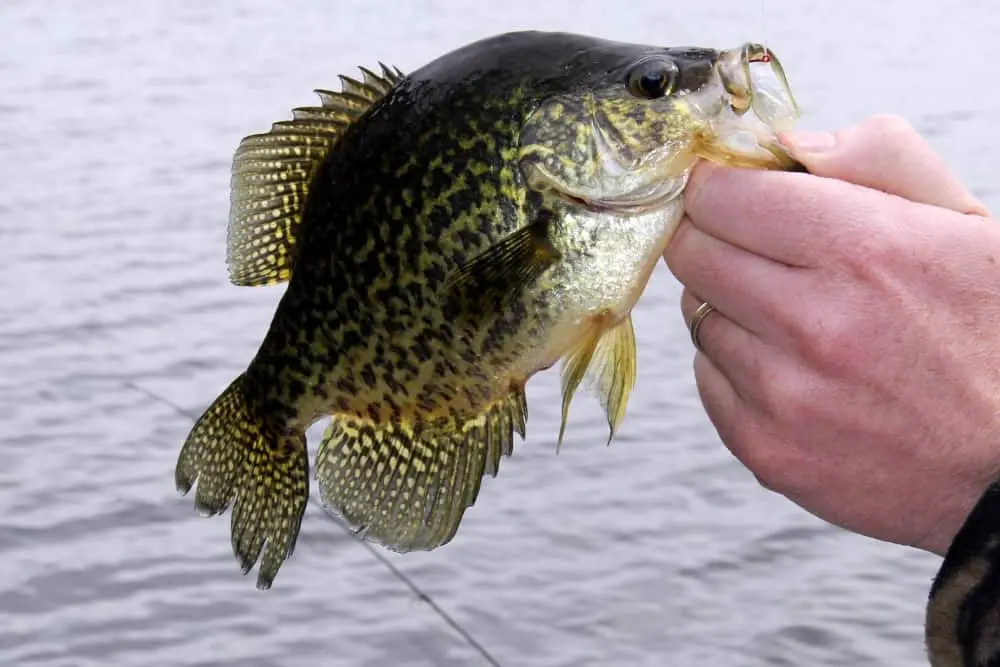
689,301,716,353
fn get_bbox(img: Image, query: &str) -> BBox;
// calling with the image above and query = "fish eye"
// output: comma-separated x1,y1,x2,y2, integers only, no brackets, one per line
626,59,679,99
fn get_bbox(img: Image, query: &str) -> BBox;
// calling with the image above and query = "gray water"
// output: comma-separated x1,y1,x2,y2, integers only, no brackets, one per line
3,1,999,665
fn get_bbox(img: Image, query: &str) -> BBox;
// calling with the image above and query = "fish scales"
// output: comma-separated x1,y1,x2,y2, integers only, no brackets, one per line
175,31,804,588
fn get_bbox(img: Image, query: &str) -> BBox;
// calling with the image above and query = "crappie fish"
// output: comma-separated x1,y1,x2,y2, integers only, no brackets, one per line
176,31,802,589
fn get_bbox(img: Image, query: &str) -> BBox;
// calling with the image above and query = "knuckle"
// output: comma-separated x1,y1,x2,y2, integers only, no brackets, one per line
726,423,809,498
753,469,782,494
860,235,899,273
786,305,839,370
861,113,920,147
791,297,879,377
738,440,788,494
753,453,813,499
824,201,902,271
755,365,812,428
713,398,801,497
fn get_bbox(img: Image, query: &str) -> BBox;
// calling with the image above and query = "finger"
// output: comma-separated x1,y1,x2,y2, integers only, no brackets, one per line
680,287,770,404
693,352,762,474
779,114,990,217
682,115,989,268
693,351,742,440
694,353,802,498
681,161,882,267
664,216,807,338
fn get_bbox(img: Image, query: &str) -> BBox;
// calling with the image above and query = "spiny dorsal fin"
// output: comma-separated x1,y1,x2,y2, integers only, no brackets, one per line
227,63,404,287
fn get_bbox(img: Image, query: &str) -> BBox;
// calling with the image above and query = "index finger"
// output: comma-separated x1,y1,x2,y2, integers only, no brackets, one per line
681,162,890,268
780,116,989,217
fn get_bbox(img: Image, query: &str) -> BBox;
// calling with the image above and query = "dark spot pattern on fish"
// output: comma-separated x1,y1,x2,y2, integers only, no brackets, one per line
177,30,807,587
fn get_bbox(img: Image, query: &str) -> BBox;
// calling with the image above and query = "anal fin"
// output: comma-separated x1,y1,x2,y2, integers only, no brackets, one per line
558,315,637,450
315,390,527,552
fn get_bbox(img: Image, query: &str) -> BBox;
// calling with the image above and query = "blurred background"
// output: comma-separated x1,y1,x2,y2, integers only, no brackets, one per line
2,1,997,665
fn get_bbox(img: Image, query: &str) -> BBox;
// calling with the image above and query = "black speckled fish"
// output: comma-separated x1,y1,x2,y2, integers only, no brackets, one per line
175,30,802,589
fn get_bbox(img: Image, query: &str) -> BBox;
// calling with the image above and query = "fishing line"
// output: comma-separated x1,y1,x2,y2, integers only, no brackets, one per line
760,0,770,49
125,380,503,667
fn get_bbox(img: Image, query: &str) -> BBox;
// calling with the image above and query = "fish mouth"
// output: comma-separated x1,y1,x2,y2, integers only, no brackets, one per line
522,42,804,213
717,43,799,125
689,43,804,171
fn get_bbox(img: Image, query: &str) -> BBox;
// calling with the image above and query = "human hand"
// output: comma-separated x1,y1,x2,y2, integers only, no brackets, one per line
663,114,996,555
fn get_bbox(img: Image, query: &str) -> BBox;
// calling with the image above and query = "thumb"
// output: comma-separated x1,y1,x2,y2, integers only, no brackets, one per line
778,114,989,217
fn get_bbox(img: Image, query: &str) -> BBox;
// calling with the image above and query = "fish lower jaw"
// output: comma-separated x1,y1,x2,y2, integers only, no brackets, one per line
552,175,688,216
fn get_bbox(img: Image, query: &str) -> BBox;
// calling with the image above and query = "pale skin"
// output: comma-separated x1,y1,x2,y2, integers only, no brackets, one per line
663,114,998,556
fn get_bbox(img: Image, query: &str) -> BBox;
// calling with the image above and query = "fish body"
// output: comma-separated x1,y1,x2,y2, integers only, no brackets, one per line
176,31,801,588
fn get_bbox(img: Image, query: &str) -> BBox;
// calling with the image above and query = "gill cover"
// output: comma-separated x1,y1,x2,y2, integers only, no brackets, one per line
517,51,715,206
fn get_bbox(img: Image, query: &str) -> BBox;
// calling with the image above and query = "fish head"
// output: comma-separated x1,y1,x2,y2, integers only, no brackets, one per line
518,41,803,212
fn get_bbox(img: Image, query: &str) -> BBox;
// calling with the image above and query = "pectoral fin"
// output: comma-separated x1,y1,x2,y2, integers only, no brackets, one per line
558,326,599,451
557,315,637,450
587,316,637,443
443,215,560,309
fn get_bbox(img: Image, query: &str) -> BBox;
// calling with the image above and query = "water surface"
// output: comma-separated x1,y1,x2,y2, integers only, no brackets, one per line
3,1,998,665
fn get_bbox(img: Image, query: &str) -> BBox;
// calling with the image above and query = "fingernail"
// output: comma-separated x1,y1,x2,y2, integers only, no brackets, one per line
778,129,836,154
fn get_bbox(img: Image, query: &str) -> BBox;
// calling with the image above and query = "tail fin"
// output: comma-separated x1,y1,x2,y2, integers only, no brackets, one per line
927,482,1000,666
175,375,309,589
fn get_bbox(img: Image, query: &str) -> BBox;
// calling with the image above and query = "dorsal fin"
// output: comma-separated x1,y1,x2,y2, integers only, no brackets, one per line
227,63,403,287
